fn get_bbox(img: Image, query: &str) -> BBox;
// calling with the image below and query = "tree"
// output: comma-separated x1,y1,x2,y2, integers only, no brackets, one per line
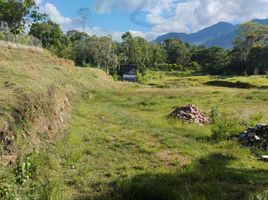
163,38,190,65
119,32,150,71
72,36,118,73
191,47,231,75
148,43,166,69
0,0,45,34
120,31,137,64
247,46,268,75
233,22,268,74
66,30,89,42
29,21,71,56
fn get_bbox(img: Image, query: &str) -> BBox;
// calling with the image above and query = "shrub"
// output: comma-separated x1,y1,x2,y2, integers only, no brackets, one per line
210,108,244,142
137,70,165,83
16,157,34,185
188,61,201,71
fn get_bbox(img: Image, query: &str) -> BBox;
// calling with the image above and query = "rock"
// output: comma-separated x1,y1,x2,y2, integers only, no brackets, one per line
237,124,268,150
255,135,261,141
262,155,268,161
169,104,210,125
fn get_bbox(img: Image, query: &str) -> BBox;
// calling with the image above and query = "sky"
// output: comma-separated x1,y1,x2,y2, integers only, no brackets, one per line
35,0,268,41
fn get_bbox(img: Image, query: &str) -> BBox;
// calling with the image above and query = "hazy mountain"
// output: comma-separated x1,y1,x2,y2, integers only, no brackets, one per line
252,18,268,25
153,19,268,48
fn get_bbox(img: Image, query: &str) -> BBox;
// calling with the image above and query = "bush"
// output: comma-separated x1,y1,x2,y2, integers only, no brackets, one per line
188,61,201,71
210,108,245,142
137,70,165,84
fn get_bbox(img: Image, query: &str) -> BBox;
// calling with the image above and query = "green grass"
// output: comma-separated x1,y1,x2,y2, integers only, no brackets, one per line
1,50,268,199
51,86,268,199
139,71,268,89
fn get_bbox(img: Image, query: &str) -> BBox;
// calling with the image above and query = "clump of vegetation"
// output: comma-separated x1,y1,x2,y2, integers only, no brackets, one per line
248,112,264,127
137,70,166,84
0,181,16,200
210,108,264,142
16,157,33,185
210,108,245,142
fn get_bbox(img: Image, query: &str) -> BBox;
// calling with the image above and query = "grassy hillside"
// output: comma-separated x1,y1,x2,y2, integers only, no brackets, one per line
1,49,268,200
0,47,120,199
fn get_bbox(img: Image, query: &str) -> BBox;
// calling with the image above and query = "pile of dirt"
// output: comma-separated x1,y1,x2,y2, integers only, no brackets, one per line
0,120,17,166
169,104,210,125
237,124,268,150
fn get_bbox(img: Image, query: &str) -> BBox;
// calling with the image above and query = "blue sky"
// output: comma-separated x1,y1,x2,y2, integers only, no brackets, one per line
39,0,151,32
36,0,268,41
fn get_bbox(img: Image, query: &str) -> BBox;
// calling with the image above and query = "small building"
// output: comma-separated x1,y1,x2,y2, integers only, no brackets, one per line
119,64,138,81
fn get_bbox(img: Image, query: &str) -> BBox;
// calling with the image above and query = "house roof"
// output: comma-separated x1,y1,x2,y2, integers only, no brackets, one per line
119,64,138,76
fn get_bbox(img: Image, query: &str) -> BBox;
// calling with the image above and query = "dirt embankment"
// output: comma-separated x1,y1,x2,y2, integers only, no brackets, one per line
0,86,71,166
0,46,117,166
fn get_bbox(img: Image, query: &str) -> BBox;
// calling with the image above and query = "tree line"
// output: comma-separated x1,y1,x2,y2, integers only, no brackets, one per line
1,0,268,76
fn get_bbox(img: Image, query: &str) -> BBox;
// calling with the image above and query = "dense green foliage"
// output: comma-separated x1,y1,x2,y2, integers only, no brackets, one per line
164,38,190,65
72,35,118,72
51,23,268,75
1,1,268,75
0,0,44,34
29,21,71,56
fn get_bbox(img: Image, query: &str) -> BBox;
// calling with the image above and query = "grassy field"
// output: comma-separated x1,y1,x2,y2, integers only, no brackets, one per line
1,49,268,200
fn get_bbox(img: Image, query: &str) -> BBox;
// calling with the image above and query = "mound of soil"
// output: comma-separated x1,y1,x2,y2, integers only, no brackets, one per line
169,104,210,125
237,124,268,150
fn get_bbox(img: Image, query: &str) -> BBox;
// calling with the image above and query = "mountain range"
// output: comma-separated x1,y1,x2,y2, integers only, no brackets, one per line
153,18,268,49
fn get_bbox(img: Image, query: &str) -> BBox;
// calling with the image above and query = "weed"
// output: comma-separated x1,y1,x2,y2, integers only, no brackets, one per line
0,181,16,200
16,157,34,185
39,179,65,200
210,109,245,142
248,112,264,127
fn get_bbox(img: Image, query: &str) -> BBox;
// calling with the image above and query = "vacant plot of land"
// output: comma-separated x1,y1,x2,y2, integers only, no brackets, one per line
1,49,268,200
54,79,268,199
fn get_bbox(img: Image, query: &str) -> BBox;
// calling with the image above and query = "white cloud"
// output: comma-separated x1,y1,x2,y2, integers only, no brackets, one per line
39,2,153,41
94,0,268,38
34,0,42,6
146,0,268,35
39,0,268,42
43,3,73,26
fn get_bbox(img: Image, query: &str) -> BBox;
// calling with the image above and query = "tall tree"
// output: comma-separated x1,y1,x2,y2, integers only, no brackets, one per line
67,30,89,42
29,21,71,56
148,43,166,69
0,0,44,34
191,47,231,75
163,38,190,66
247,46,268,75
233,22,268,74
119,32,150,71
72,36,118,73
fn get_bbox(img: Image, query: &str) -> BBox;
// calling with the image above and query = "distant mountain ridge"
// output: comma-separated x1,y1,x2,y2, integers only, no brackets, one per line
153,19,268,48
